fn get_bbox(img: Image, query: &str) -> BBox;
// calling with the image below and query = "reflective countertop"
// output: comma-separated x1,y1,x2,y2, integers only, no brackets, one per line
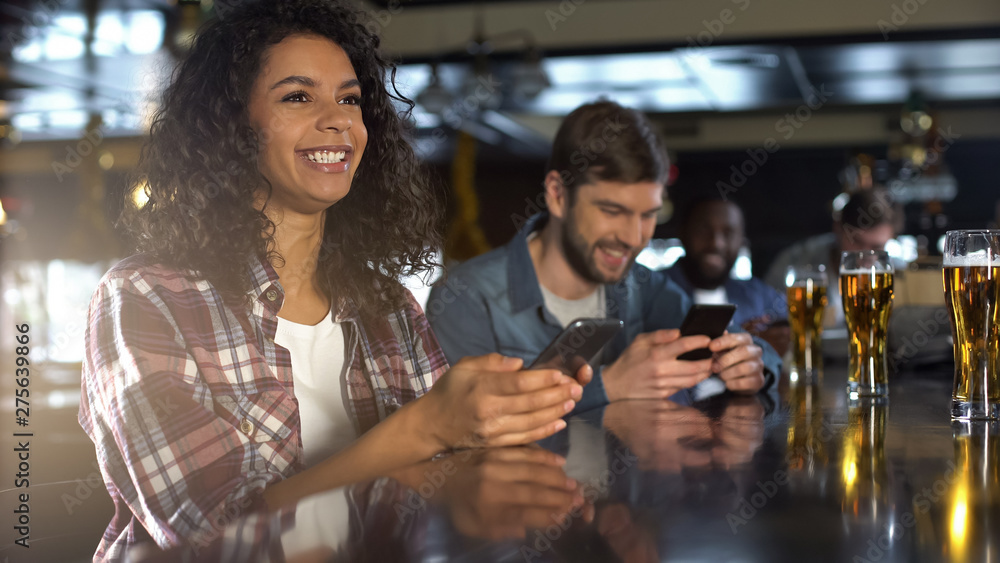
138,366,1000,563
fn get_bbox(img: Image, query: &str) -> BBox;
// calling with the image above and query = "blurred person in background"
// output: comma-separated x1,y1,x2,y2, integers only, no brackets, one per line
79,1,585,558
664,194,790,356
428,101,780,413
764,189,899,327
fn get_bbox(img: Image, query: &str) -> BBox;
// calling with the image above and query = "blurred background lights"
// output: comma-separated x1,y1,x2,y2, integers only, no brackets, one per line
98,151,115,170
11,10,164,64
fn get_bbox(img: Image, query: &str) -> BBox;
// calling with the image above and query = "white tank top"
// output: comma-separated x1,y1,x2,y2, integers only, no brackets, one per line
273,310,356,468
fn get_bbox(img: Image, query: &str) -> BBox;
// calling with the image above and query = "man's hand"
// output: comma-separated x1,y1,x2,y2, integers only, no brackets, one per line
711,397,766,469
438,447,591,540
596,503,660,562
708,332,766,394
604,400,714,472
742,315,791,357
424,354,584,450
602,329,714,401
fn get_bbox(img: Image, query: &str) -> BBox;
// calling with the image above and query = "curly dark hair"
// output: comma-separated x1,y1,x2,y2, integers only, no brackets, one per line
121,0,441,316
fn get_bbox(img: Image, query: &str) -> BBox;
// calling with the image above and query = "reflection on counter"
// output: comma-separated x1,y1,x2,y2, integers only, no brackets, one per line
130,368,996,563
840,399,889,522
943,421,1000,563
835,398,898,563
786,369,830,484
602,400,715,473
601,397,766,474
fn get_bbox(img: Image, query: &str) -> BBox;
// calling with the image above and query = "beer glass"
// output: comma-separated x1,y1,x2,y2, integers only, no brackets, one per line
944,230,1000,420
840,251,894,398
786,265,828,374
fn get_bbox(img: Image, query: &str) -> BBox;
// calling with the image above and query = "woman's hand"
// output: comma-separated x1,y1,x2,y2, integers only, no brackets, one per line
422,354,586,450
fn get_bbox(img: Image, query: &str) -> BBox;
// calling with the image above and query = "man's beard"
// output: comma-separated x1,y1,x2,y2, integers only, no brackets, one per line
560,212,638,285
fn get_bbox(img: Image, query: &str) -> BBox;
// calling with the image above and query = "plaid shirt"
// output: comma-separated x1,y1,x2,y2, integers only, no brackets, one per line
78,254,447,561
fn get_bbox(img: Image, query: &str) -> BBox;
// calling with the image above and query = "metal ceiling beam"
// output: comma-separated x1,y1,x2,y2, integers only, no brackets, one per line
369,0,1000,59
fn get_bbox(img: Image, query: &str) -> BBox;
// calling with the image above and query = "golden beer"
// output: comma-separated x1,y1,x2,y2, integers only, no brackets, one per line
944,266,1000,418
787,282,827,372
841,272,893,397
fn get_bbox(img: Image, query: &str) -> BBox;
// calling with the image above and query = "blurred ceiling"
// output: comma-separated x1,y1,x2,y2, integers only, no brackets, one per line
0,0,997,159
399,39,1000,117
368,0,533,5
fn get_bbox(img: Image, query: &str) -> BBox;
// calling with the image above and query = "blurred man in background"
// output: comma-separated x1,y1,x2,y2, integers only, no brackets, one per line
765,189,898,326
664,195,790,356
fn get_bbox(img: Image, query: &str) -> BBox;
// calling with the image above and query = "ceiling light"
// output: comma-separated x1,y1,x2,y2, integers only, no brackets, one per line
511,48,551,100
416,64,454,115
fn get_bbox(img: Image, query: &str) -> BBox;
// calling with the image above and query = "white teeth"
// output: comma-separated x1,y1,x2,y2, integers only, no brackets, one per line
304,150,347,164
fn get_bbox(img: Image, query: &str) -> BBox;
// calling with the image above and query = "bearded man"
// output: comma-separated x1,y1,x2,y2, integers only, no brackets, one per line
427,102,780,413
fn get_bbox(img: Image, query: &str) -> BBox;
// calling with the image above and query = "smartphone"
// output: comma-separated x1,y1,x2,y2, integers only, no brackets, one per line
677,304,737,361
529,318,624,376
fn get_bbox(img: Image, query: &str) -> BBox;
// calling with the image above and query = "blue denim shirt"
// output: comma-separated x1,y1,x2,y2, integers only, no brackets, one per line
662,262,789,328
426,213,780,414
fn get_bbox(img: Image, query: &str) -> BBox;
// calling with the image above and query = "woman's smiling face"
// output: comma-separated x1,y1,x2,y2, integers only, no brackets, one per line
248,34,368,215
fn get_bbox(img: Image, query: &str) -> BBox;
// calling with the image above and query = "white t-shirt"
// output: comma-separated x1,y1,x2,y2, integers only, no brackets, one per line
691,286,728,305
528,231,607,328
282,487,351,558
540,283,606,328
273,310,356,468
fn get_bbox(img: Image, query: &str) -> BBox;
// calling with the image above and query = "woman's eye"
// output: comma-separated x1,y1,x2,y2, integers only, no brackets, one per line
341,95,362,106
282,91,309,103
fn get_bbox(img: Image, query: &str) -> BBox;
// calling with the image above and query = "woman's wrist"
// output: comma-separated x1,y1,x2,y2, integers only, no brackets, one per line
400,391,450,458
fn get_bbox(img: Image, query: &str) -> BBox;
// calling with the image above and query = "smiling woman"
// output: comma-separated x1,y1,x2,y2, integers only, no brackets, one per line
79,1,588,560
122,1,426,315
248,36,368,219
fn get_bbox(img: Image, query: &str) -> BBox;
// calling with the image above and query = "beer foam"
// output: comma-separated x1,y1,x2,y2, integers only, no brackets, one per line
788,280,827,287
839,268,892,275
944,251,999,267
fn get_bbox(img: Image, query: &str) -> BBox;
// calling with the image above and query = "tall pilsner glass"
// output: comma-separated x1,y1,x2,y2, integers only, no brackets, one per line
944,230,1000,420
786,265,828,374
840,251,894,398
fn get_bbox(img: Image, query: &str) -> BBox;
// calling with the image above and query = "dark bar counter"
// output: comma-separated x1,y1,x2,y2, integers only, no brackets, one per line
137,365,1000,563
